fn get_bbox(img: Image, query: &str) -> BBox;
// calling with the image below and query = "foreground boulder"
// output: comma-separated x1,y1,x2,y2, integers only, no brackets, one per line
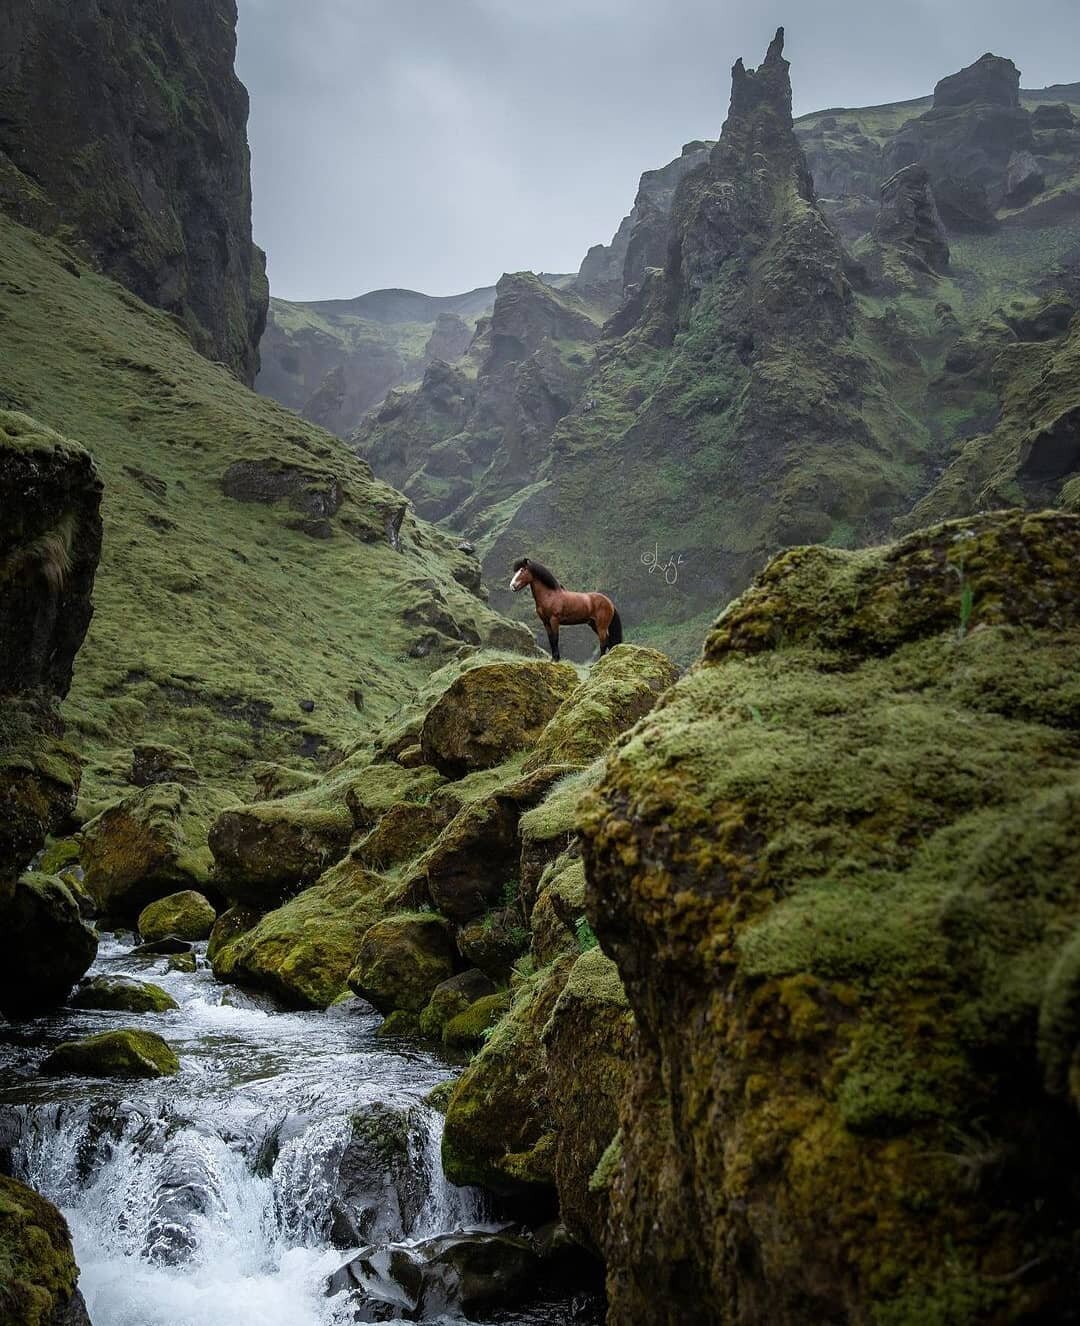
0,1174,90,1326
581,510,1080,1324
81,783,234,918
0,873,98,1019
348,914,457,1014
42,1028,180,1078
419,662,579,776
137,890,216,942
418,969,498,1040
524,645,678,770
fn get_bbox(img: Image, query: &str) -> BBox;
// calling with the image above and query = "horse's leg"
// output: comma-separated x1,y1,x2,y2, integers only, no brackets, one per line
595,600,611,655
546,617,561,662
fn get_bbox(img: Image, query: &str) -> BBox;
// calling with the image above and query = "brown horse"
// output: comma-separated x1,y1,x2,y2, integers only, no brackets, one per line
509,557,622,661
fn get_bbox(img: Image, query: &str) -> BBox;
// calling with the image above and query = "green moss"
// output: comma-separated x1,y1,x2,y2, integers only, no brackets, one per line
0,1175,83,1326
42,1028,179,1078
137,889,216,942
70,976,177,1014
347,912,457,1014
442,992,512,1049
588,1129,623,1195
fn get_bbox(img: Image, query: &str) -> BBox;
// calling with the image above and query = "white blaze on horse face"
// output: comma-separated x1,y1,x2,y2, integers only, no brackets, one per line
509,568,526,592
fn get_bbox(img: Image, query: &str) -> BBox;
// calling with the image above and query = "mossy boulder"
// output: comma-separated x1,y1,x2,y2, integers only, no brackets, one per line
137,889,216,943
0,873,98,1019
375,1009,421,1038
0,1174,89,1326
130,743,199,787
542,947,636,1251
210,861,403,1009
580,510,1080,1324
350,799,452,871
524,645,678,771
419,662,580,777
456,908,530,983
348,914,457,1014
81,782,235,919
208,801,351,909
70,976,177,1014
418,968,498,1039
518,764,604,914
42,1028,179,1078
530,855,587,965
442,991,512,1050
410,766,569,923
442,958,572,1198
34,838,80,877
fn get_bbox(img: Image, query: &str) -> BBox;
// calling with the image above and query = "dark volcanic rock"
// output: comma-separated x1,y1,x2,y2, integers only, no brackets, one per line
0,873,98,1019
869,164,950,280
0,0,268,383
883,53,1033,231
933,51,1021,108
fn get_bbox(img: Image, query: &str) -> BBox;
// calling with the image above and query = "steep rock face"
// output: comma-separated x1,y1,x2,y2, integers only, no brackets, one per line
0,0,267,383
354,273,601,527
883,54,1035,230
575,141,714,303
581,510,1080,1324
0,411,101,1016
866,163,950,284
484,30,927,659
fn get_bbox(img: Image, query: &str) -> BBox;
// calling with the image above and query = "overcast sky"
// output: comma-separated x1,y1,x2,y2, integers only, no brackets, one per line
235,0,1080,302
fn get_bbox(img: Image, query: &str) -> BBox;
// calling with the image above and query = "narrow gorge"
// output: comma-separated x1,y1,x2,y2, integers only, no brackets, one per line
3,6,1080,1326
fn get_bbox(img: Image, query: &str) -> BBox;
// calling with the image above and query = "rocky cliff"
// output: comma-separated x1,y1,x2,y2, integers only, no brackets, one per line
0,0,268,384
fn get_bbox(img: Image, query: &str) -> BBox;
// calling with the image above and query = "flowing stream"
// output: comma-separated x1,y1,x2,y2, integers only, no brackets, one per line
0,937,595,1325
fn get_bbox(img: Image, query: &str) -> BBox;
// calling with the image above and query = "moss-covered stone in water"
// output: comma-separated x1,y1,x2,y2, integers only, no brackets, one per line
579,509,1080,1324
0,873,98,1019
524,645,679,771
424,1079,457,1114
375,1009,422,1038
42,1028,179,1078
419,662,580,777
137,889,216,942
0,1174,87,1326
81,782,236,918
70,976,178,1014
348,913,457,1015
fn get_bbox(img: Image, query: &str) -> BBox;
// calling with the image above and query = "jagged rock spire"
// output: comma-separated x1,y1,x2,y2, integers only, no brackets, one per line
728,27,792,124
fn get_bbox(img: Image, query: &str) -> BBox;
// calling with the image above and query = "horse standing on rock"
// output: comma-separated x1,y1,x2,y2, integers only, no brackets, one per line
509,557,622,661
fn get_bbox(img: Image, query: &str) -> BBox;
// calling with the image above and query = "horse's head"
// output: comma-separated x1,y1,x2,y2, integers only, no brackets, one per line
509,557,533,592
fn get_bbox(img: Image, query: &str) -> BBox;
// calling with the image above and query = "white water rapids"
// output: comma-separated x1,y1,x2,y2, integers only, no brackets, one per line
0,937,589,1325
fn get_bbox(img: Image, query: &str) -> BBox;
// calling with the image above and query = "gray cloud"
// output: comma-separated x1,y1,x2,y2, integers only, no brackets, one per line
236,0,1080,300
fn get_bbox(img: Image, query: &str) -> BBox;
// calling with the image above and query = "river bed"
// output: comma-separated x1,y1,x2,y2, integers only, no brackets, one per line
0,936,598,1325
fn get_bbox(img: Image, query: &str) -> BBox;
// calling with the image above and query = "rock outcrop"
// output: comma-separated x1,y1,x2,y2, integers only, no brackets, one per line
0,412,101,1016
0,0,268,382
580,510,1080,1323
866,163,950,284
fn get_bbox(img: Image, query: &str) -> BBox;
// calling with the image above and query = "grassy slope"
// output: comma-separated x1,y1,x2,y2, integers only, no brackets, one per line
0,213,519,815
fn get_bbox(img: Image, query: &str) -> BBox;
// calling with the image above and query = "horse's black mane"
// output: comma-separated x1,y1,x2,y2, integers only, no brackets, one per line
513,557,560,589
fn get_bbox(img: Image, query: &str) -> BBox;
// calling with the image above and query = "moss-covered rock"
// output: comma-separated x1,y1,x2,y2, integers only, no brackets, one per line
0,873,98,1019
34,838,80,877
442,991,512,1051
424,1079,457,1114
0,698,84,887
442,958,573,1198
518,764,605,914
580,509,1080,1324
350,799,452,871
210,861,403,1009
348,913,457,1014
70,976,177,1013
525,646,678,771
418,969,498,1039
207,802,351,909
130,743,199,787
530,855,587,966
542,947,635,1251
137,889,216,943
0,1174,89,1326
456,909,531,983
206,905,261,967
375,1009,421,1038
419,662,580,777
42,1028,179,1078
81,782,235,918
410,766,569,923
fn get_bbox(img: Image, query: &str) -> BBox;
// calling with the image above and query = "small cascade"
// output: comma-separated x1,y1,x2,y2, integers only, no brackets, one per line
0,938,592,1325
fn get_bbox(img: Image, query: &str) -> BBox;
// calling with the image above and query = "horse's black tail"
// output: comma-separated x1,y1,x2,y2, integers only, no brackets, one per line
608,608,623,647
